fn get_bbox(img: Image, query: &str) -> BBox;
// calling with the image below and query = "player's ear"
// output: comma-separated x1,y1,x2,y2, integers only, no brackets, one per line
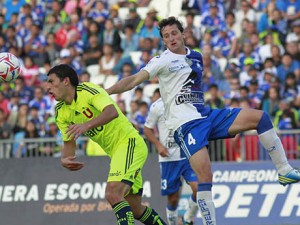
63,77,70,85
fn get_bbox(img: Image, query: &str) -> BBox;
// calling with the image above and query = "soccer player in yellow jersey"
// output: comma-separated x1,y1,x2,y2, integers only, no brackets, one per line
46,64,166,225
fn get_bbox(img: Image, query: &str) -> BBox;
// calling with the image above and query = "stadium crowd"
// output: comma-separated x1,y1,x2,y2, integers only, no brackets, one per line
0,0,300,159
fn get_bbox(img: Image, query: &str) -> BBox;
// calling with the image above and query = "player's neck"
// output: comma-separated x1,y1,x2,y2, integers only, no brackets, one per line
171,46,187,55
65,88,76,105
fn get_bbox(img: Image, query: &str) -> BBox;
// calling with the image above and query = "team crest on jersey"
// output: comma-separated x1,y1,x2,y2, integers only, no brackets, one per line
82,108,93,118
185,57,193,66
134,168,141,179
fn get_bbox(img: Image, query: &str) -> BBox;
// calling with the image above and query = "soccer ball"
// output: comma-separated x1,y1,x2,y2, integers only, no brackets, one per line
0,52,21,82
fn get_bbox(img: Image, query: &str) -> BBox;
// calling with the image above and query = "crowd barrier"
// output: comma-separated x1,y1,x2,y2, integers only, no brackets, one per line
1,131,300,225
1,149,300,225
1,130,299,161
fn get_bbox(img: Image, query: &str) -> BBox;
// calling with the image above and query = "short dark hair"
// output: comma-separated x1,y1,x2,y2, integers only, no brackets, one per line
158,16,184,37
47,64,79,87
209,84,218,90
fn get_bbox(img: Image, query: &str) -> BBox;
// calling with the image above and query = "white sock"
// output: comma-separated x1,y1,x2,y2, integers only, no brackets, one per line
259,129,293,175
166,207,178,225
183,196,198,223
197,191,216,225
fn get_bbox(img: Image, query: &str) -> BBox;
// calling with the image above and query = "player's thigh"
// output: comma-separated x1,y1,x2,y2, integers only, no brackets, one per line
160,161,184,196
180,159,198,185
209,108,242,140
189,146,212,183
174,119,211,159
109,136,148,195
228,108,263,135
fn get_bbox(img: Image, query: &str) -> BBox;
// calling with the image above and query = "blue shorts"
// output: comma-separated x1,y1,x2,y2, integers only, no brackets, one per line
160,159,197,196
174,108,242,159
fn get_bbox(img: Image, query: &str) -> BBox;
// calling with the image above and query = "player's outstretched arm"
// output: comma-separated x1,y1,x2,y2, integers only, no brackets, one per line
106,70,149,95
144,126,169,157
61,140,84,171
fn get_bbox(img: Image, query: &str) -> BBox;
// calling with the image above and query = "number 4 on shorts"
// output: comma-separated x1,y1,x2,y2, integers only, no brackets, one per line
188,133,196,145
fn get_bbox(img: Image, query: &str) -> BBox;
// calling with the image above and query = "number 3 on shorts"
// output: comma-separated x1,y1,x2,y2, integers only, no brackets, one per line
188,133,196,145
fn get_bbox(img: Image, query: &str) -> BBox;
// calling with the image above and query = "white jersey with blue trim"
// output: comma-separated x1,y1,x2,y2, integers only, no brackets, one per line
143,48,210,131
144,98,184,162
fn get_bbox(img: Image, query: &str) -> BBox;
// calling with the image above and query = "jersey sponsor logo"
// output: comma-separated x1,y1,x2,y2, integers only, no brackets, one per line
175,91,204,105
108,171,122,177
85,126,103,137
168,64,185,72
82,108,93,118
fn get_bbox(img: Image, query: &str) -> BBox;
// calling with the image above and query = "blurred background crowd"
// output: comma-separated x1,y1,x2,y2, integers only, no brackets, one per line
0,0,300,159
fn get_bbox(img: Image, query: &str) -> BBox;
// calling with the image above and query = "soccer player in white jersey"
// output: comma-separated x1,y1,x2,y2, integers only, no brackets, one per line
144,98,198,225
106,17,300,225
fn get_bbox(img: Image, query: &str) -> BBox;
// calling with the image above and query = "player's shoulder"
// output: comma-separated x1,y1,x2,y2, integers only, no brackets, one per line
187,48,203,62
77,82,102,95
188,48,203,57
55,100,66,119
150,98,163,111
150,50,171,62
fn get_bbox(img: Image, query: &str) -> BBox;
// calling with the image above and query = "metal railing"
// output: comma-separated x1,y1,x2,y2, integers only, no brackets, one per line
0,130,299,161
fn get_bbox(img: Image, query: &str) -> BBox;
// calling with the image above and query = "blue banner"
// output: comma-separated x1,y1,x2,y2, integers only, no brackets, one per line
179,160,300,225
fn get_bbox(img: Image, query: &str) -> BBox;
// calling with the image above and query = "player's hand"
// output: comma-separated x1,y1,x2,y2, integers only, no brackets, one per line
157,145,169,157
66,124,88,140
61,156,84,171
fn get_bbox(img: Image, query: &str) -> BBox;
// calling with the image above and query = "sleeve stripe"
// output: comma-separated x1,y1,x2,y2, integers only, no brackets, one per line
55,102,64,119
77,85,100,95
83,83,100,94
77,84,100,95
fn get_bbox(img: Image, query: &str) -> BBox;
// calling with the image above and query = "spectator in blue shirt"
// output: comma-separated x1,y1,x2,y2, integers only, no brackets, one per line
282,72,300,105
238,41,261,70
121,24,139,57
86,0,109,31
24,23,47,66
17,3,39,28
277,53,300,82
5,25,24,57
28,86,53,120
279,0,300,23
213,26,237,59
58,48,82,75
201,0,225,20
134,101,149,135
2,0,26,22
257,1,276,33
17,16,33,43
201,3,225,36
14,77,34,104
139,15,161,50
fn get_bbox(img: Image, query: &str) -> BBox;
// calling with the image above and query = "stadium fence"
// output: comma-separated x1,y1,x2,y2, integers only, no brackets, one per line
0,130,299,161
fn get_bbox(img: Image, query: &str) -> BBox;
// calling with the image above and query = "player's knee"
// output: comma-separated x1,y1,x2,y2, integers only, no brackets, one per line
105,190,118,205
105,184,124,205
257,111,273,135
167,192,180,207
